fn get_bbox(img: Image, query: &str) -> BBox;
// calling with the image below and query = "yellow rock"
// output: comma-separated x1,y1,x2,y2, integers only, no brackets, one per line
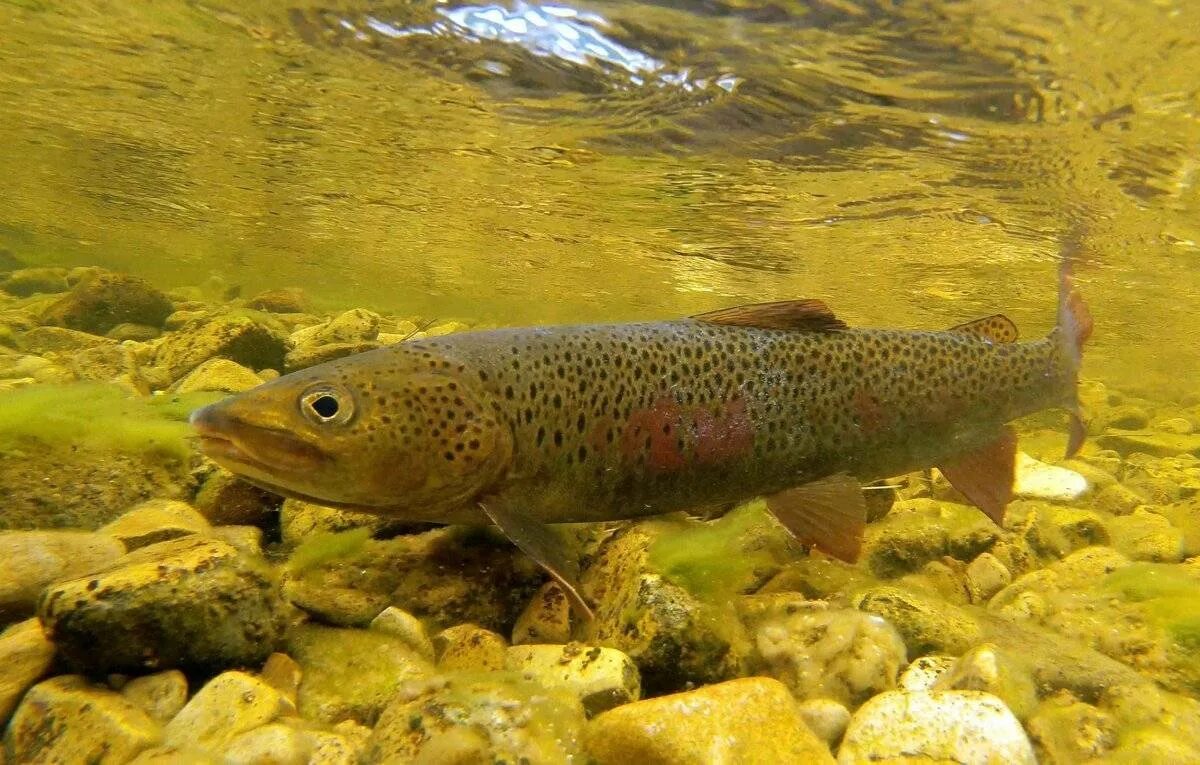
434,623,508,672
512,581,573,645
163,671,290,752
369,606,436,661
0,618,55,723
0,530,125,619
5,675,162,763
100,500,210,550
585,677,834,765
121,670,189,724
505,643,640,715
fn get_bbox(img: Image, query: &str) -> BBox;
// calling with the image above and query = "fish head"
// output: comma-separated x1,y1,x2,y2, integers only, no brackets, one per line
189,351,513,515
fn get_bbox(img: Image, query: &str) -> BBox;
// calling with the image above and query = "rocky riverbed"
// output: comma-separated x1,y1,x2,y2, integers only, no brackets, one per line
1,262,1199,763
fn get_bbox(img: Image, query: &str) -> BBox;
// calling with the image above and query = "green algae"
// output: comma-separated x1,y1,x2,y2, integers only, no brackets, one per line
286,527,373,574
646,501,791,602
0,382,222,460
1104,563,1200,651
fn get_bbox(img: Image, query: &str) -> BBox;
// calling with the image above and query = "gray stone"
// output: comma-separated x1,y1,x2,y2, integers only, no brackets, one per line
39,536,288,673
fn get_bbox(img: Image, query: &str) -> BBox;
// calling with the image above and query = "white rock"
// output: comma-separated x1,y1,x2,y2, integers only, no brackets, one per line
896,655,956,692
369,606,436,662
838,690,1035,764
1014,452,1089,501
798,698,851,745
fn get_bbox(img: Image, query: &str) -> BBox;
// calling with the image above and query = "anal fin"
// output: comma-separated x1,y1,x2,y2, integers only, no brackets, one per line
765,472,867,563
478,498,593,621
936,427,1016,526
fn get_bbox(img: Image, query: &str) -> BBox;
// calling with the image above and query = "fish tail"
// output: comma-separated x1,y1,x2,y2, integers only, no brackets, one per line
1056,228,1093,457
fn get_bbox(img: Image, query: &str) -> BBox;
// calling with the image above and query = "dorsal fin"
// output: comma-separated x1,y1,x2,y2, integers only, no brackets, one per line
693,300,847,332
948,314,1018,344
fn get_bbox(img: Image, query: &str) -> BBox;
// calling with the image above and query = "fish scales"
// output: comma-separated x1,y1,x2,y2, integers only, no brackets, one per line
399,321,1066,523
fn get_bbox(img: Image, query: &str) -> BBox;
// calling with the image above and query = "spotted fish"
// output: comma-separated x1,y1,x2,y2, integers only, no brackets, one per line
191,254,1091,616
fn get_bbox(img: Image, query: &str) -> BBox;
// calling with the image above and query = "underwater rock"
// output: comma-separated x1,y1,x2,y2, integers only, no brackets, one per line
163,671,290,752
287,623,433,725
434,623,508,672
1025,693,1117,763
512,581,573,645
208,525,264,557
854,586,983,656
99,500,211,550
585,676,834,765
284,340,382,372
107,322,162,342
152,313,289,382
0,352,73,385
39,536,288,673
1099,404,1152,431
418,320,471,337
364,673,586,764
279,497,414,545
1108,508,1185,562
897,655,956,692
1013,453,1089,501
284,526,544,633
797,698,851,747
6,675,162,763
862,499,999,578
932,643,1037,719
1153,415,1195,434
173,358,264,394
289,308,380,348
62,342,148,393
838,689,1035,764
1122,453,1200,503
580,522,752,692
742,596,907,707
42,271,173,335
0,530,125,620
504,643,641,715
20,325,115,354
193,468,280,527
1027,504,1111,557
221,718,368,765
1092,481,1149,515
369,606,436,662
260,652,303,708
128,745,221,763
0,266,70,296
120,670,189,725
247,288,308,314
1097,429,1200,458
964,552,1012,604
0,619,55,724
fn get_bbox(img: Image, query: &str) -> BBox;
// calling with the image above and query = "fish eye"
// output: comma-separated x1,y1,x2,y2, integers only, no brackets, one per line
300,384,354,425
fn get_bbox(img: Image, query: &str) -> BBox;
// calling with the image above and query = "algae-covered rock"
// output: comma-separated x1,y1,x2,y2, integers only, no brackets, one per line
1097,429,1200,457
221,718,368,765
838,689,1035,764
742,596,906,707
505,643,641,715
932,643,1038,719
512,581,573,645
99,500,210,550
287,623,433,725
107,322,162,342
284,340,382,372
862,499,999,578
434,623,508,672
1109,508,1185,562
39,536,288,673
284,526,544,633
193,468,280,527
289,308,380,348
247,288,308,314
854,586,983,656
5,675,162,763
279,497,416,546
0,530,125,619
0,267,69,296
586,676,834,765
369,606,436,661
897,654,956,691
173,358,263,394
152,313,289,381
964,551,1012,603
21,325,116,353
42,271,173,334
121,670,188,725
163,671,290,752
260,652,303,708
0,619,55,724
1026,693,1117,763
209,525,265,557
364,673,586,764
581,521,753,692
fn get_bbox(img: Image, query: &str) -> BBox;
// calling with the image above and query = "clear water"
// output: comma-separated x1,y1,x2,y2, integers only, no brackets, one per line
2,0,1198,399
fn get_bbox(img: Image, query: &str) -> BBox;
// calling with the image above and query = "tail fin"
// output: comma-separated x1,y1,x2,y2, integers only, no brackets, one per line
1057,230,1093,457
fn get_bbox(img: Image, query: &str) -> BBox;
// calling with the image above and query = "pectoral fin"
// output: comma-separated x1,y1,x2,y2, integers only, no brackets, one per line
765,472,867,563
936,427,1016,526
478,498,593,621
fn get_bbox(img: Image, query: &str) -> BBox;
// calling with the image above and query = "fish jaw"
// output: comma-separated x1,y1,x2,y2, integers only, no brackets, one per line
190,400,329,480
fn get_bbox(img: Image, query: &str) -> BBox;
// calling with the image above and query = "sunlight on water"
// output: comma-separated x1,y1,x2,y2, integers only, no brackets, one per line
0,0,1196,395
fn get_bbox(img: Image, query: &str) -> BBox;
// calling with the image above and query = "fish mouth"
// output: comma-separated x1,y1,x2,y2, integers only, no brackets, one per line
190,404,327,475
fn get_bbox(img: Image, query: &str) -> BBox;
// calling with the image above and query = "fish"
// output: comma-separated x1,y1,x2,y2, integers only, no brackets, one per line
191,248,1092,617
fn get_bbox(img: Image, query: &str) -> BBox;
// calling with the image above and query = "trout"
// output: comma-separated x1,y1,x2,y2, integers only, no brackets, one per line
191,258,1091,615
